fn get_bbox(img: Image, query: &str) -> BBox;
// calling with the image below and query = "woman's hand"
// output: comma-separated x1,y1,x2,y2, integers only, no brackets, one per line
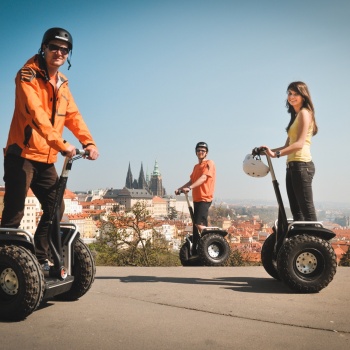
259,146,275,158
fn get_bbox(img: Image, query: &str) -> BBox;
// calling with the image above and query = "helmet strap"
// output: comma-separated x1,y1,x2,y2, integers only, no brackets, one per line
67,50,72,70
37,52,50,81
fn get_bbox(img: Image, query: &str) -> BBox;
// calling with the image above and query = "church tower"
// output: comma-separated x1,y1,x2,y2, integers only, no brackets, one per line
149,160,164,197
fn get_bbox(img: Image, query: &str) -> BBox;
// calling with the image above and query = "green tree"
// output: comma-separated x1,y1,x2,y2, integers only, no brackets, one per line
223,248,245,267
90,201,180,266
339,246,350,267
209,203,233,226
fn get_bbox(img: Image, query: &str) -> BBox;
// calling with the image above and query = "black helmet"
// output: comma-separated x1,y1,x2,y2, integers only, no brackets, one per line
195,142,209,153
41,27,73,50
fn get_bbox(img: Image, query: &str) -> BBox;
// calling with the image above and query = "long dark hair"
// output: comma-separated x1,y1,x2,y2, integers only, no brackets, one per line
285,81,318,136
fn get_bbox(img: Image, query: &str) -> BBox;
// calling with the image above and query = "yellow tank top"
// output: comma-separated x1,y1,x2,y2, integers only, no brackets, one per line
287,112,314,163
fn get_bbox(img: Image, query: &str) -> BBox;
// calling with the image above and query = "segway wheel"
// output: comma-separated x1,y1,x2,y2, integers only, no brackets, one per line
277,234,337,293
261,232,280,280
198,233,230,266
179,236,201,266
54,239,95,300
0,245,45,321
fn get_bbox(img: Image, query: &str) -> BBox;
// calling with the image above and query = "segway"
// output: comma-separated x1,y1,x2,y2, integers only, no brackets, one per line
244,148,337,293
0,150,95,321
177,191,230,266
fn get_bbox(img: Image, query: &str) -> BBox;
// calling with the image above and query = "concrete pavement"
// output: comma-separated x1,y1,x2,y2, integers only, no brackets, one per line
1,266,350,349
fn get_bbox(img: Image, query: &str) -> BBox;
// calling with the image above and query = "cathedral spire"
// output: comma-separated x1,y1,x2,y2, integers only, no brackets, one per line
125,162,133,189
138,162,147,189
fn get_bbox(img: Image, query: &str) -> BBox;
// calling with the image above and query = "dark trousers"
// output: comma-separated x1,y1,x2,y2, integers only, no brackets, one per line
1,155,64,263
286,161,317,221
192,201,212,249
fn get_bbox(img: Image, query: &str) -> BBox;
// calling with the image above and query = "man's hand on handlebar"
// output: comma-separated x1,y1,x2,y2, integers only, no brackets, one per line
175,187,190,195
61,144,99,160
84,145,99,160
62,145,77,158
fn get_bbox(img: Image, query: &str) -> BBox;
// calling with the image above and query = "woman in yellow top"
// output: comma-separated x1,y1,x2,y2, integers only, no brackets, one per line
261,81,318,221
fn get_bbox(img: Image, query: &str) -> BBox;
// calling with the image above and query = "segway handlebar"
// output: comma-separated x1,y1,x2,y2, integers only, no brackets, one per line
175,188,189,195
175,189,195,221
175,189,191,203
252,147,266,156
251,146,287,229
252,146,276,181
60,149,90,158
60,149,89,179
48,149,90,275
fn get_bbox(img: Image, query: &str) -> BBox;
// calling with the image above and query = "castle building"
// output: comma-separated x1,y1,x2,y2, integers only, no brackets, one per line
123,161,166,196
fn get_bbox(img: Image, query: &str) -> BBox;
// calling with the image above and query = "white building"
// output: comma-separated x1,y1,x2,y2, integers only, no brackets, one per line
20,191,38,234
152,196,168,218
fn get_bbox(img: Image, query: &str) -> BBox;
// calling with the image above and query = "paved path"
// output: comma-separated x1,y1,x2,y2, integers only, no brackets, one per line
2,266,350,349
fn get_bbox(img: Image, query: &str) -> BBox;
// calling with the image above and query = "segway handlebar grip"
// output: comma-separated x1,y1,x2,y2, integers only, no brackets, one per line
77,149,90,156
252,147,266,156
175,188,191,195
60,149,90,157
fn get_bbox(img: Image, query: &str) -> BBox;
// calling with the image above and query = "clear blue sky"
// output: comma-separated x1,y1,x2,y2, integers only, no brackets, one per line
0,0,349,207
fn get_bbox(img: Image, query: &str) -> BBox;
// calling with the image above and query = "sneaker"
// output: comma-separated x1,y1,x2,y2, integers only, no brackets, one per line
41,259,54,271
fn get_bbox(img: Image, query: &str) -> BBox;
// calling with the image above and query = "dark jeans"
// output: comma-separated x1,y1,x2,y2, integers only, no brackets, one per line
1,155,64,263
192,201,212,249
286,161,317,221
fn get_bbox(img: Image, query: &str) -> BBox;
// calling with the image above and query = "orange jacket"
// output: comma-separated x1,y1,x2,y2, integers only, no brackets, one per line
4,55,96,163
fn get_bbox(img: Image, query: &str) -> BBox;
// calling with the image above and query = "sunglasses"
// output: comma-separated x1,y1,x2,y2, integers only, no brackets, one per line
47,44,70,55
196,149,207,153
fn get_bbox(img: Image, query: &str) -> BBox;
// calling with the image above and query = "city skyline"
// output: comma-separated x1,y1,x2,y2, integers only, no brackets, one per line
0,1,349,205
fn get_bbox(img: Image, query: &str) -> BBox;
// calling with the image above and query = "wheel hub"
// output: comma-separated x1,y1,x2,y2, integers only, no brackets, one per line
0,268,19,295
208,244,220,258
295,252,317,274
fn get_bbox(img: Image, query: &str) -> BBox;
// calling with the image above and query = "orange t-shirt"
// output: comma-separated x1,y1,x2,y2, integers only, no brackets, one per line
190,159,216,202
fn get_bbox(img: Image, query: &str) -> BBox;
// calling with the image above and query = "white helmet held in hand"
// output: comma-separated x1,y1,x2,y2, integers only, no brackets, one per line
243,154,270,177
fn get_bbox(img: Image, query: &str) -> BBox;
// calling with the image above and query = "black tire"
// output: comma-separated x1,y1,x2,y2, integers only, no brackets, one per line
261,232,280,280
277,234,337,293
54,239,95,301
0,245,45,321
198,234,230,266
179,236,201,266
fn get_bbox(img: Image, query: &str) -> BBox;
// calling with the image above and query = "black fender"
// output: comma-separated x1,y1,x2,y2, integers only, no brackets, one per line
0,234,36,254
287,225,335,241
201,228,228,238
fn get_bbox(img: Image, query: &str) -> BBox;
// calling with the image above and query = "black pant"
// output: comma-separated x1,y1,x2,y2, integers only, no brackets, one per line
286,161,317,221
1,155,64,263
192,201,212,249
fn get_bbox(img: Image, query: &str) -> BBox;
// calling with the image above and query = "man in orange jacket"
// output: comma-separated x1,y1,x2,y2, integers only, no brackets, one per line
1,28,99,269
175,142,216,254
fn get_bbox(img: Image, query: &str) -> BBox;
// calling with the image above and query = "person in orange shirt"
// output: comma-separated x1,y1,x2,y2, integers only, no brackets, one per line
1,28,99,270
175,142,216,253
